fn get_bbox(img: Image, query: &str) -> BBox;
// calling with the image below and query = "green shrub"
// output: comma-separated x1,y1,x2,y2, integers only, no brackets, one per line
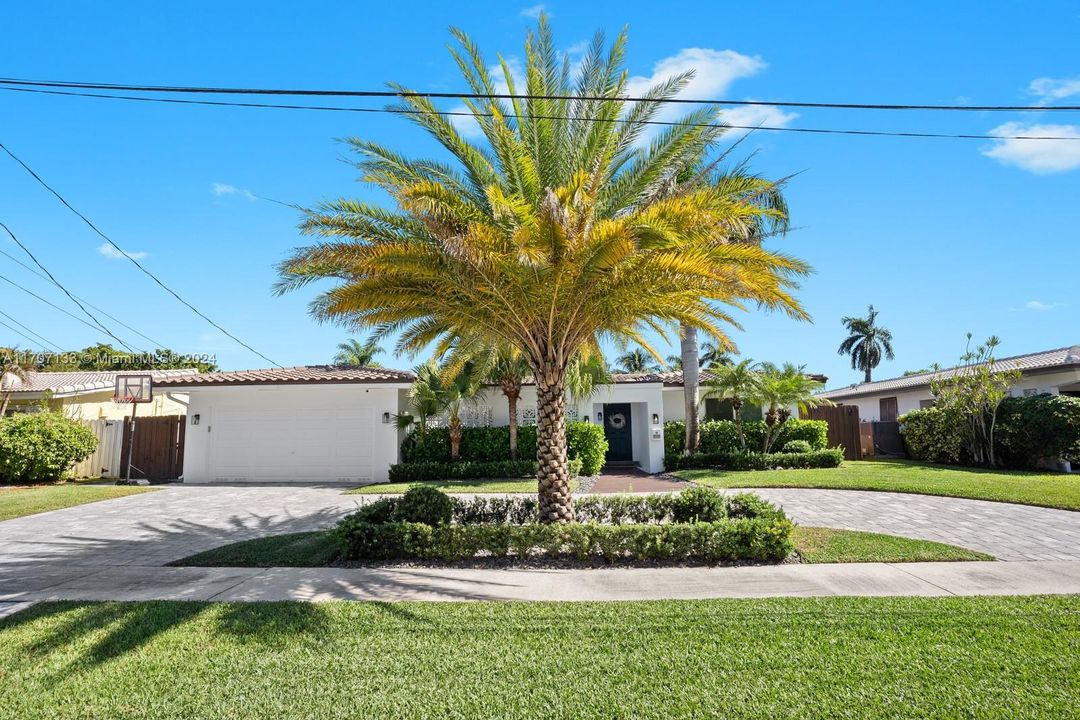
671,486,727,523
699,420,743,454
335,517,794,564
781,439,812,453
565,421,607,475
0,413,99,483
664,421,686,457
996,394,1080,468
352,497,398,524
452,496,540,525
899,407,965,464
391,485,453,526
667,448,844,471
668,419,829,458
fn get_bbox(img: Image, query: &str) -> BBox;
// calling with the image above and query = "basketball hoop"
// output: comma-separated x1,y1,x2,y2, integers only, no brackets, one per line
113,374,153,405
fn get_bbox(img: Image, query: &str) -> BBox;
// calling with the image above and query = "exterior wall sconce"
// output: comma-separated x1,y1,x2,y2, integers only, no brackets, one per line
651,413,660,425
382,412,391,424
191,414,200,426
597,411,604,422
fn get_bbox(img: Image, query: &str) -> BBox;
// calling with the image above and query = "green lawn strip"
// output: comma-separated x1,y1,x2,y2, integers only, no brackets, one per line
677,459,1080,511
169,531,338,567
0,481,153,522
1,596,1076,719
348,477,577,494
794,526,993,563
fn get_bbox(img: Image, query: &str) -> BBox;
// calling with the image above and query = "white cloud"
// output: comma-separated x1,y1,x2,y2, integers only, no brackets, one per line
98,243,148,260
519,4,547,19
981,122,1080,173
719,103,799,134
1029,76,1080,102
1025,300,1061,311
212,182,256,200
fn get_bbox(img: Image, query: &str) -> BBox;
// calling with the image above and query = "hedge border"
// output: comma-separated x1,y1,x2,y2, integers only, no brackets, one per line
667,448,844,472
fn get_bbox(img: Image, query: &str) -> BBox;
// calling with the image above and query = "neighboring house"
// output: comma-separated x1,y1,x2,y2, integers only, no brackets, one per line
155,366,415,484
1,369,197,420
817,345,1080,422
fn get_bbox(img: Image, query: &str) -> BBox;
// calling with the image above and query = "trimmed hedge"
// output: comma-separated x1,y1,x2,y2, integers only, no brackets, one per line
391,485,452,525
898,407,965,464
387,458,584,483
0,413,99,483
400,421,607,475
996,394,1080,468
666,448,844,472
664,418,828,460
335,517,794,564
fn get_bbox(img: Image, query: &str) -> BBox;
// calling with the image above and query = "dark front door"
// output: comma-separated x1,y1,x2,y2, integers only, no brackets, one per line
603,403,633,462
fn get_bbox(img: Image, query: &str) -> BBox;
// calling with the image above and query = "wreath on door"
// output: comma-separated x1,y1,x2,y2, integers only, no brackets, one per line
607,413,626,430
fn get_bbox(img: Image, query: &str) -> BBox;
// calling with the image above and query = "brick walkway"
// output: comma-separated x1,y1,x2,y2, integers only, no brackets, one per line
588,467,688,493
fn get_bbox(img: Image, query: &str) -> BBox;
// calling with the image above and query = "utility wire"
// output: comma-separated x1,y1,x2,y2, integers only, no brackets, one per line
2,76,1078,112
0,220,138,352
0,247,166,348
0,311,62,352
0,317,47,350
0,142,283,368
2,86,1078,142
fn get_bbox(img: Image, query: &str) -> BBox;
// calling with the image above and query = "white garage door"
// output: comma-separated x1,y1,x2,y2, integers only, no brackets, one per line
209,406,375,482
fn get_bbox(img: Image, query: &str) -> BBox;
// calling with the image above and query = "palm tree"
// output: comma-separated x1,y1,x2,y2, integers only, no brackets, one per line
703,359,761,451
752,363,832,452
613,348,661,374
0,348,32,417
678,325,700,452
838,305,895,383
699,341,735,369
474,344,531,460
441,362,483,460
277,17,810,521
566,352,611,403
333,337,383,367
395,361,444,439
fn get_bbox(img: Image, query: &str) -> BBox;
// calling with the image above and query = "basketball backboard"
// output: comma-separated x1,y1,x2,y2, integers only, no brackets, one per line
113,374,153,404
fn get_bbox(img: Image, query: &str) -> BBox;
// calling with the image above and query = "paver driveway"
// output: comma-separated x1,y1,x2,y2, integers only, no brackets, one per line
0,484,1076,568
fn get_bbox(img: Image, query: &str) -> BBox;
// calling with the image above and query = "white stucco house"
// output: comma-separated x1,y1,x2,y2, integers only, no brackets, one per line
817,345,1080,422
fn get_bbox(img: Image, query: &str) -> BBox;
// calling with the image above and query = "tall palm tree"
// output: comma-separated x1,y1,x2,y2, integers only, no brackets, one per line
613,348,661,374
565,352,611,403
277,17,810,521
699,340,735,369
704,359,761,451
0,348,32,417
333,337,383,367
664,354,683,370
838,305,894,383
752,362,831,452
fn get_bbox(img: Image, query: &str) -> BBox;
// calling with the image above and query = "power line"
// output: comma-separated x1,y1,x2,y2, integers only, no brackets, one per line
0,317,47,350
3,86,1078,142
0,220,138,352
0,247,166,348
0,142,283,368
0,311,61,352
2,76,1078,112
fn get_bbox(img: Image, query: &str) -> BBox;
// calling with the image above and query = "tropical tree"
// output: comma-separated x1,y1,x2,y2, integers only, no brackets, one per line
276,17,810,521
700,340,735,369
395,361,444,440
0,347,33,417
752,362,832,452
333,337,383,367
838,305,894,383
441,362,484,460
703,359,761,451
613,348,661,374
472,344,531,460
664,354,683,370
565,352,611,403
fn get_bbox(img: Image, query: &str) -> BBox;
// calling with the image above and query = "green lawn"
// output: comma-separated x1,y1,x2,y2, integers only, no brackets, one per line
793,526,993,563
349,477,578,494
172,526,990,567
1,597,1076,719
677,459,1080,511
0,481,153,522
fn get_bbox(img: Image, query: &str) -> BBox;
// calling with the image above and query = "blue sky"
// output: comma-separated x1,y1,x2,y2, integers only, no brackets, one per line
1,1,1077,388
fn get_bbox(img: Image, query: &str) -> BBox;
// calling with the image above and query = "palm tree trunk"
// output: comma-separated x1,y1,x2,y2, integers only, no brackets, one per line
505,388,520,461
732,397,746,450
448,416,463,460
680,324,700,454
534,358,573,523
864,367,872,383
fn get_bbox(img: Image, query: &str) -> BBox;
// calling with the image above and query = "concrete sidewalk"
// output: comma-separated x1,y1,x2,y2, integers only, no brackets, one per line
2,560,1078,604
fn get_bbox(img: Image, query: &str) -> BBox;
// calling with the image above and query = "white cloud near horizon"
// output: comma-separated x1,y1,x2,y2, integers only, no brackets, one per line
97,243,148,260
213,182,256,200
1025,300,1062,311
519,4,547,19
1029,76,1080,102
981,122,1080,173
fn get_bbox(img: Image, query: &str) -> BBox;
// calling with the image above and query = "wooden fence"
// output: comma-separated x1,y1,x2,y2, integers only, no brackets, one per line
119,414,186,481
801,405,862,461
71,419,124,478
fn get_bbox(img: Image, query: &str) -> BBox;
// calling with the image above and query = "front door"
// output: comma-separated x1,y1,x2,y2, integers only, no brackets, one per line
603,403,633,462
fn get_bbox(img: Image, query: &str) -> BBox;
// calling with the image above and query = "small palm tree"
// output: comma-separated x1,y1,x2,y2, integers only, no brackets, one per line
838,305,894,383
333,337,383,367
699,341,735,369
613,348,661,374
395,361,444,439
476,345,531,460
752,363,831,452
704,359,761,451
0,348,33,416
665,354,683,371
566,352,611,403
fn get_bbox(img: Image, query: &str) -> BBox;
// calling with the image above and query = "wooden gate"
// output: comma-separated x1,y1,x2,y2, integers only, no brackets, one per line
801,405,862,461
72,419,125,478
120,415,186,480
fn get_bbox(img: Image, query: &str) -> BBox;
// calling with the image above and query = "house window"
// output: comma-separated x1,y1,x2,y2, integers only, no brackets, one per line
879,396,898,422
1022,388,1039,397
918,399,935,409
704,398,762,422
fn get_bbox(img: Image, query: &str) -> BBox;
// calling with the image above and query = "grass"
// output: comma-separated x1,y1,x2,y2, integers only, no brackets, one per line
793,526,993,563
0,480,152,522
677,459,1080,511
349,477,578,494
172,526,991,567
0,596,1076,718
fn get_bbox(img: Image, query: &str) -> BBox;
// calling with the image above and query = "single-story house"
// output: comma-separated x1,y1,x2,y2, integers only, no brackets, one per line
159,365,826,483
817,345,1080,422
1,369,196,420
